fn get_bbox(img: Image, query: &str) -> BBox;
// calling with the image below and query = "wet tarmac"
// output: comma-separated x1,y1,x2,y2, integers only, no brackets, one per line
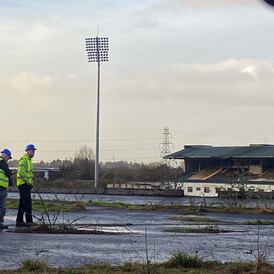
1,205,274,269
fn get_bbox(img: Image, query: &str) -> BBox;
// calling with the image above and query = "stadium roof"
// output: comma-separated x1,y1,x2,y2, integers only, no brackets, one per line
164,144,274,159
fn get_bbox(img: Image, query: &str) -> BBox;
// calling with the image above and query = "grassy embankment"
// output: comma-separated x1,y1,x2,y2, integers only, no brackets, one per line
169,216,274,225
165,216,274,233
1,254,273,274
6,199,85,212
6,198,274,215
87,200,274,214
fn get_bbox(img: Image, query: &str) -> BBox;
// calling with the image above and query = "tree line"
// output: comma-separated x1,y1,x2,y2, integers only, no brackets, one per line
8,146,182,184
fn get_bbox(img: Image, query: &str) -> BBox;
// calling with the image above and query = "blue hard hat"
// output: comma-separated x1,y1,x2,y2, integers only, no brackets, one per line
1,148,12,159
25,144,37,151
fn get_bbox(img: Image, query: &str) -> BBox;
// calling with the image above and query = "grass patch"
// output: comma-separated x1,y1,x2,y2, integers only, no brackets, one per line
6,199,274,215
166,225,229,233
7,199,86,212
166,251,205,268
5,199,18,209
1,259,273,274
20,259,49,272
87,200,170,210
87,201,274,215
0,258,274,274
244,220,274,225
169,216,221,223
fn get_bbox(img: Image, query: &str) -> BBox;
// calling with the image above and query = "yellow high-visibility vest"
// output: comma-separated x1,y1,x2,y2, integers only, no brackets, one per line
0,157,9,188
16,154,33,186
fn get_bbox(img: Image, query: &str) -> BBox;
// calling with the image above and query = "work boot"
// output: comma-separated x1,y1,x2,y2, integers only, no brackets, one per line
16,221,26,227
0,223,8,229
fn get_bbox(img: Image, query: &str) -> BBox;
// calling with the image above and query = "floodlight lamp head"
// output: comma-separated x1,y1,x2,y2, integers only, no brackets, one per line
85,36,109,63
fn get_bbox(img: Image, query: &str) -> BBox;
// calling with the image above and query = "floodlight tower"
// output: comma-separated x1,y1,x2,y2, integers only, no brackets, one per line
85,36,109,188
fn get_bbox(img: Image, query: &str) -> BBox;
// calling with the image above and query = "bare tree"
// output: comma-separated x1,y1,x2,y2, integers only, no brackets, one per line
75,145,94,161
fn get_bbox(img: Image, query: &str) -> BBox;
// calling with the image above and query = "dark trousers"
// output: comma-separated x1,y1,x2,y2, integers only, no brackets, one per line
16,183,33,223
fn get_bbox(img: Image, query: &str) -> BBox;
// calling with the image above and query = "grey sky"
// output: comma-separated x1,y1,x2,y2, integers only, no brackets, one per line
0,0,274,162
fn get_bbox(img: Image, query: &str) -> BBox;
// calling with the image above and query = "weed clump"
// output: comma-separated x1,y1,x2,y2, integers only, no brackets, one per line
167,250,205,268
20,259,49,272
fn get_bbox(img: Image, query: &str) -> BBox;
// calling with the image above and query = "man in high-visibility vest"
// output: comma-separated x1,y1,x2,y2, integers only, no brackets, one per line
16,144,37,227
0,149,13,229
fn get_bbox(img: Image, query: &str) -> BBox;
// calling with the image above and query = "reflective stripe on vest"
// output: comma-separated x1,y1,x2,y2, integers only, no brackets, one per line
16,155,33,186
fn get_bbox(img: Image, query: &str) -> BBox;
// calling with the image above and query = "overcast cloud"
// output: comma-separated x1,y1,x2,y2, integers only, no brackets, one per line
0,0,274,162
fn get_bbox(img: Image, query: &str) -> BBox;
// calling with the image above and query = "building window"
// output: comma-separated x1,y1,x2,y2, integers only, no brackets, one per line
187,187,193,192
196,187,201,191
204,187,210,193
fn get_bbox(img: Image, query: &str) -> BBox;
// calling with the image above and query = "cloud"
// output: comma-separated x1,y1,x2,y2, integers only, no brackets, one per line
241,65,257,78
157,0,257,9
104,59,274,109
11,71,53,94
0,1,274,161
65,73,79,80
130,0,257,27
